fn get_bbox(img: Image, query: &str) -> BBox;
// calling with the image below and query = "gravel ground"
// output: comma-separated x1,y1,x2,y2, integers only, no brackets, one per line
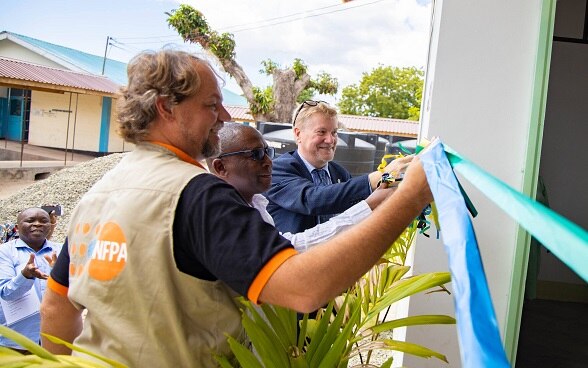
0,153,125,243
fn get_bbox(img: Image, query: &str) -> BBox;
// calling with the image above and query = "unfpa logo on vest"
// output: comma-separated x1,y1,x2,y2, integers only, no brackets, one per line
92,240,127,262
70,221,127,281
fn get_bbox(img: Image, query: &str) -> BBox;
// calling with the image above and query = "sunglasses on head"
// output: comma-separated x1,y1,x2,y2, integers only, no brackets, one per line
217,146,275,161
292,100,328,125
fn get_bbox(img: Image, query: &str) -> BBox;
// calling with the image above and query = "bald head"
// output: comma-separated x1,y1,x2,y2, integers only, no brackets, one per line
217,123,261,154
208,123,273,203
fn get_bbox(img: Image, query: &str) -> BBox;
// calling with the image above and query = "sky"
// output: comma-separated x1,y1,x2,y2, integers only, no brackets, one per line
1,0,432,103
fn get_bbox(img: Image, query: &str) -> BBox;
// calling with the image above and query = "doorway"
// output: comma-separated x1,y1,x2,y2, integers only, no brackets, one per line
516,0,588,366
4,88,31,141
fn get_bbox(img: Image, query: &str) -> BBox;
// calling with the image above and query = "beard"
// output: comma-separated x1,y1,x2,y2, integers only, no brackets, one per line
201,137,221,158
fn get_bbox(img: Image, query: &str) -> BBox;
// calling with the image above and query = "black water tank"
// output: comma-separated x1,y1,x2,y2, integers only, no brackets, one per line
257,122,291,135
373,136,390,171
334,132,376,176
262,128,297,157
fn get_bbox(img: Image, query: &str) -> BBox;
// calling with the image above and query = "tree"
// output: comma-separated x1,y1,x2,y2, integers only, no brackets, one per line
167,4,338,123
338,65,424,121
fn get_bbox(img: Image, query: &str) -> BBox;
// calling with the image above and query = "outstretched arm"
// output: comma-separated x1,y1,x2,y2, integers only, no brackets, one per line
258,157,432,312
283,185,397,252
40,286,82,354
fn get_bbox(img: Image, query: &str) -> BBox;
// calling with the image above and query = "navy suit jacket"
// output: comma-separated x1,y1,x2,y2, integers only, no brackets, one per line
265,150,371,234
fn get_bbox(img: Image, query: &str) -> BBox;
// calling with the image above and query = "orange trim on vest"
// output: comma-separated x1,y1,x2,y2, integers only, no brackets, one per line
247,247,298,305
149,141,207,170
47,276,69,297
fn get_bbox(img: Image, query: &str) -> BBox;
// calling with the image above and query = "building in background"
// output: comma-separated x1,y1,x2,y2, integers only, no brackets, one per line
0,31,247,155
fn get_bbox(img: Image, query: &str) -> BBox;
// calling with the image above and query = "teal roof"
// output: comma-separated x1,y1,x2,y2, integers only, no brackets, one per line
3,31,248,106
222,88,248,106
5,31,128,85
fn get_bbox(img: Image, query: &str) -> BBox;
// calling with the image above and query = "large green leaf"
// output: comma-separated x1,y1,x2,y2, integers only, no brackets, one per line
380,357,394,368
0,354,45,366
259,303,296,348
381,339,448,362
365,272,451,321
0,325,58,362
41,334,127,367
244,302,290,353
297,313,309,349
242,312,290,367
305,301,334,362
321,299,362,368
225,335,264,368
366,315,456,336
215,354,236,368
273,304,298,344
310,296,351,367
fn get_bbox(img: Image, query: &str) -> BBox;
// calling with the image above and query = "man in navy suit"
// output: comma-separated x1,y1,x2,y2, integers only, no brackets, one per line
265,100,413,234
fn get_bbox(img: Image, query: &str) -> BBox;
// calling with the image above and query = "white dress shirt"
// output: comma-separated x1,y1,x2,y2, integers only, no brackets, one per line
251,194,372,253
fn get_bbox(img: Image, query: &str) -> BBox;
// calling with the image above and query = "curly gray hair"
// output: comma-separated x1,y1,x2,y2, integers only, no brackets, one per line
116,49,211,143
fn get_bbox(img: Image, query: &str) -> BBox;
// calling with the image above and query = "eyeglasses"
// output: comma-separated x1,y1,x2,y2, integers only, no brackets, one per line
292,100,328,125
217,146,275,161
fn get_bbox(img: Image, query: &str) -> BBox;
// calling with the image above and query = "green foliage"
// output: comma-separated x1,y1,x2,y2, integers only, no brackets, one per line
167,4,235,61
217,219,455,367
296,89,315,103
292,59,308,79
301,71,338,103
407,106,421,121
0,325,127,367
338,65,424,120
309,72,339,96
250,86,274,116
210,32,236,60
166,4,338,122
260,59,280,76
166,5,209,41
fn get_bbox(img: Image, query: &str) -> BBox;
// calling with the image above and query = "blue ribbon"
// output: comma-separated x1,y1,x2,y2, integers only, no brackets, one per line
443,145,588,283
420,140,510,367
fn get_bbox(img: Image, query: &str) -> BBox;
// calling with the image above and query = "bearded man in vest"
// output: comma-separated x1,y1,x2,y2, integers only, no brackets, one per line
40,49,433,367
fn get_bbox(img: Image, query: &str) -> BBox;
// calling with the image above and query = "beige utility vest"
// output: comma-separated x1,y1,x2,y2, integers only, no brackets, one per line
67,143,243,367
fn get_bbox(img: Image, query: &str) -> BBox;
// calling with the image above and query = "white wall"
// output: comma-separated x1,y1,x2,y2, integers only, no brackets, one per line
29,91,102,151
107,100,130,152
404,1,545,366
0,40,65,69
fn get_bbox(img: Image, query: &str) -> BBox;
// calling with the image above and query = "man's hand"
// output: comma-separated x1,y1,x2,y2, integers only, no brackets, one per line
398,155,433,206
47,211,58,240
368,155,414,190
21,253,49,280
44,251,58,268
382,155,414,177
365,182,397,210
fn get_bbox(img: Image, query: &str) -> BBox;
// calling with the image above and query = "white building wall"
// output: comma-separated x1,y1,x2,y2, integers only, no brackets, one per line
107,99,130,152
0,41,64,69
29,91,102,151
404,1,545,367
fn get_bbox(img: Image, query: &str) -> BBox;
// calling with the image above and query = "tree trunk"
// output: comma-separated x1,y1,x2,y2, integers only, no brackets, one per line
272,69,311,124
220,58,255,104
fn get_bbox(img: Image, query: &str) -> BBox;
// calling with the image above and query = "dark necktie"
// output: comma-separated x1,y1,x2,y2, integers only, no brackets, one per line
312,169,333,223
312,168,331,187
